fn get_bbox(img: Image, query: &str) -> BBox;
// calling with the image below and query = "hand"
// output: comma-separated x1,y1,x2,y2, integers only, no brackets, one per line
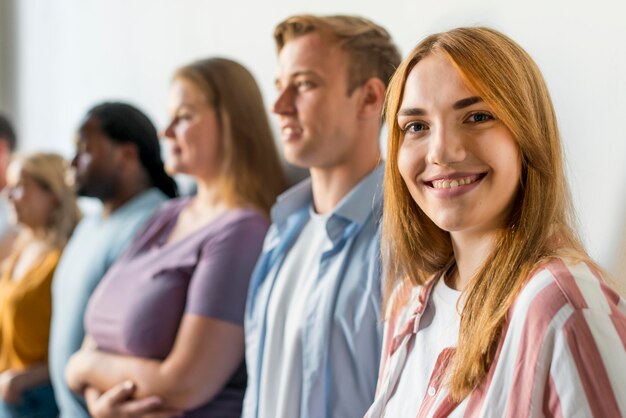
0,370,23,404
85,382,183,418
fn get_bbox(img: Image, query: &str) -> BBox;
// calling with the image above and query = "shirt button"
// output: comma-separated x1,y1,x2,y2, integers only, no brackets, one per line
428,386,437,397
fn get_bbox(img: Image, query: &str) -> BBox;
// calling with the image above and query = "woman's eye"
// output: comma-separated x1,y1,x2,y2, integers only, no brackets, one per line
467,112,494,123
403,122,428,133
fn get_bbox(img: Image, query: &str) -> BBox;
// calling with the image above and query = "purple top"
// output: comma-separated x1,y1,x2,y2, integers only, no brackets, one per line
85,198,268,417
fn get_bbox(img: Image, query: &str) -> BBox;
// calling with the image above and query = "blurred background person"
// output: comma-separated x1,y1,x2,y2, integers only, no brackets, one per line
0,152,80,417
49,102,178,418
0,115,18,261
65,57,287,418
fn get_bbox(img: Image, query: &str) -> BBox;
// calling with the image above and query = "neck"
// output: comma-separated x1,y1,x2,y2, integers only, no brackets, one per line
181,177,234,225
19,227,50,248
310,148,380,214
102,178,151,218
194,177,228,209
449,230,499,291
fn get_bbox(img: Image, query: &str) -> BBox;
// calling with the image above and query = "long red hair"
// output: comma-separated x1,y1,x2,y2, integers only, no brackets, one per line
382,27,590,400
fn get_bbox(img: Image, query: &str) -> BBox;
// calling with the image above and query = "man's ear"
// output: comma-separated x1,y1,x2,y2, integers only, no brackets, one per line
116,142,140,167
358,77,386,120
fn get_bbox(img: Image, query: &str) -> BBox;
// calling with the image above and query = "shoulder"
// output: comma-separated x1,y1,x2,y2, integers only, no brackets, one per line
44,248,62,266
40,249,62,280
509,259,625,335
270,178,312,224
209,208,269,240
71,212,100,233
517,259,620,313
196,208,269,257
146,197,188,220
62,215,104,251
223,208,269,229
129,197,187,235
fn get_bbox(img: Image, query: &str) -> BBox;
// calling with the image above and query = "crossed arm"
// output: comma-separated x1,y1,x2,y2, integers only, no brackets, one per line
65,313,244,411
0,364,50,404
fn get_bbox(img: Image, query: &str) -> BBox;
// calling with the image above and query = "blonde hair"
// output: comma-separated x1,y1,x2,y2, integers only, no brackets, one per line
13,152,81,248
274,14,401,93
174,58,288,216
383,27,592,400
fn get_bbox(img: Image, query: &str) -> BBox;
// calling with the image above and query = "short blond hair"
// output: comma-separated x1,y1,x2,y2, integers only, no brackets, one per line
274,14,401,94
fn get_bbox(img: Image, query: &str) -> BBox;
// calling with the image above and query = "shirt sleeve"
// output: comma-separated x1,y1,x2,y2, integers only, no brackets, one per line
544,307,626,417
184,212,269,326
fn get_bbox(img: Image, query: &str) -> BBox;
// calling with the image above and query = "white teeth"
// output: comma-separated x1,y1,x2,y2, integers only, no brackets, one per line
283,127,301,135
432,176,478,189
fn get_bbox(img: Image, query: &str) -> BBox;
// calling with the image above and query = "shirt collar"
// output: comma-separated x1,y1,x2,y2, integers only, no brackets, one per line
389,277,438,354
332,163,384,226
270,177,314,228
270,163,385,234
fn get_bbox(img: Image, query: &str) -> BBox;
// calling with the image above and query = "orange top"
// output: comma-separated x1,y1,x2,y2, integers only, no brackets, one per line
0,248,60,371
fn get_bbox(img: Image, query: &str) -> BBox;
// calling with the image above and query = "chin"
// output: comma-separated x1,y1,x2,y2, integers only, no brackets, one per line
283,152,312,169
170,166,192,176
168,157,190,171
430,217,466,233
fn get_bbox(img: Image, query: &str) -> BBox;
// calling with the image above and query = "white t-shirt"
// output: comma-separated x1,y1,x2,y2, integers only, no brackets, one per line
384,276,462,417
257,207,332,418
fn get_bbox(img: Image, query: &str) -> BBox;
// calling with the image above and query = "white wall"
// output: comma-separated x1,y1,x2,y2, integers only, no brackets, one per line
10,0,626,277
0,0,17,119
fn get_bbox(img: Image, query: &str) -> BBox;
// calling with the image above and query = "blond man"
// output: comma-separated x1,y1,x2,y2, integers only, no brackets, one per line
243,15,400,418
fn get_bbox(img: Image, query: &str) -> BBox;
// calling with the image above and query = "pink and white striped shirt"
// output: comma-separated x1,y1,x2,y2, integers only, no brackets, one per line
366,259,626,417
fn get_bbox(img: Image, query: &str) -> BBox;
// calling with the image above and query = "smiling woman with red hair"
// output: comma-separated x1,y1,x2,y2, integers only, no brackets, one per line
366,27,626,417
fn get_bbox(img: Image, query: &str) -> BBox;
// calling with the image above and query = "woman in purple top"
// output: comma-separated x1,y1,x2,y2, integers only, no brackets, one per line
65,58,288,417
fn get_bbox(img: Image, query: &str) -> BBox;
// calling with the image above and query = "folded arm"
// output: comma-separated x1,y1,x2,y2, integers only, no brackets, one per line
0,363,50,404
66,314,244,411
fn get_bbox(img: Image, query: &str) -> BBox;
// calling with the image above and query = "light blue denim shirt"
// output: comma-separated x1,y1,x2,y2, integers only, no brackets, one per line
243,164,384,418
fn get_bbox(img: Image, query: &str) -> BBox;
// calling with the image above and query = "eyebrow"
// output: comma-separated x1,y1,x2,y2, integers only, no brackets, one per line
275,70,318,88
171,103,195,114
397,96,483,117
452,96,482,110
397,107,426,117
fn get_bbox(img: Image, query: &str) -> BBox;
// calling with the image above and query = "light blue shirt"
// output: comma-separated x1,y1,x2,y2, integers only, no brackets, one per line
49,188,167,418
243,164,384,418
0,195,15,239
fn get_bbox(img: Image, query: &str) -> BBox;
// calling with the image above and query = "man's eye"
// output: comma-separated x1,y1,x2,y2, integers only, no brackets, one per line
296,80,314,90
466,112,494,123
